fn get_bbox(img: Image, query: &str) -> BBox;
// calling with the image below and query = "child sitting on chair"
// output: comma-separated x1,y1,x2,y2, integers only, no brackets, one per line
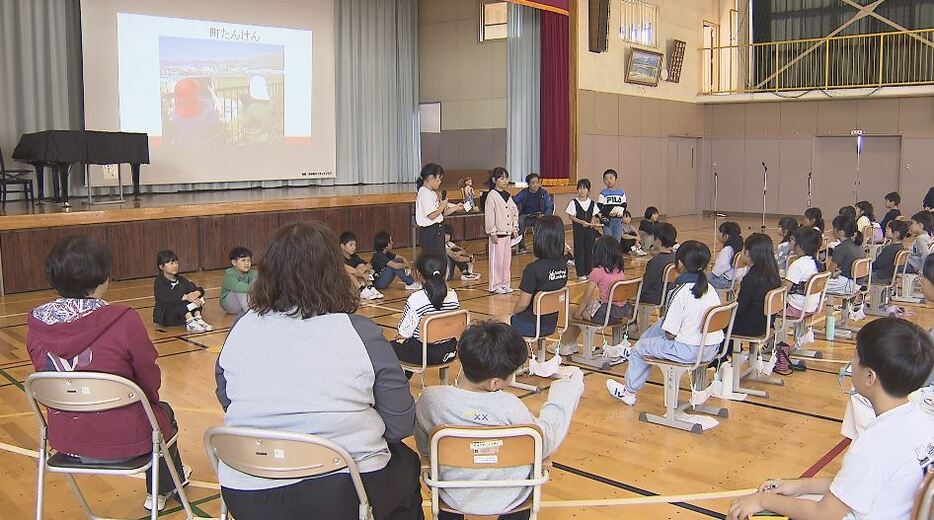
510,216,569,338
220,246,256,316
639,223,677,306
871,220,909,286
730,317,934,520
784,227,824,320
153,250,213,333
371,231,421,291
556,236,632,363
606,240,724,406
825,215,865,297
444,224,481,281
907,211,933,274
415,321,584,519
709,221,743,290
391,253,460,371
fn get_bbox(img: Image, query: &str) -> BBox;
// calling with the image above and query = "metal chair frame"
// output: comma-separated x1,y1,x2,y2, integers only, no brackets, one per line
568,277,643,369
511,287,570,393
399,309,470,387
730,287,788,399
424,425,548,520
204,426,373,520
867,249,910,315
24,372,193,520
778,271,832,359
634,263,677,338
639,301,739,434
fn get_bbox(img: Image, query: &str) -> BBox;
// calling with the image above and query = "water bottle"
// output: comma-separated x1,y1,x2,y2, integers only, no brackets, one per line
825,308,836,340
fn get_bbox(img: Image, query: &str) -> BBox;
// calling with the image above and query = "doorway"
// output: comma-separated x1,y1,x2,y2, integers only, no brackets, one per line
813,136,900,212
666,137,699,216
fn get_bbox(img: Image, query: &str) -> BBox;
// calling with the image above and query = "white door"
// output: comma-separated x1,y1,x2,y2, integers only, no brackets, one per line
666,137,698,216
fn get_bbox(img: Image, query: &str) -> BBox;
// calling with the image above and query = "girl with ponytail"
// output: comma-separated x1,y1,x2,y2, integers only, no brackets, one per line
804,207,825,232
607,240,725,406
391,252,461,370
709,221,743,290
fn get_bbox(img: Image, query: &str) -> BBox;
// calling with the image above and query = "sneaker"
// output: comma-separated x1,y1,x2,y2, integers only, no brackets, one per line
493,287,510,294
502,287,515,293
634,248,648,257
196,318,214,332
185,319,206,334
547,342,579,356
404,282,423,291
606,379,636,405
461,273,481,281
774,341,792,375
361,287,379,300
144,465,192,511
566,259,576,268
371,288,385,299
577,276,589,281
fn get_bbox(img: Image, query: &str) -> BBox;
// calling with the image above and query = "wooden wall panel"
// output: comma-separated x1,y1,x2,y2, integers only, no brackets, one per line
1,225,109,293
199,212,280,270
277,208,353,247
109,218,199,280
462,213,487,240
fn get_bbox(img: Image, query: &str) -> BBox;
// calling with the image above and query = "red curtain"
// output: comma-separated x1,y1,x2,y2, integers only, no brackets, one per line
539,10,569,186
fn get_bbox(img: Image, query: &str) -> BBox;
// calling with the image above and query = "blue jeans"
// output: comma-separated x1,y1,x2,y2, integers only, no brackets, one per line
624,322,719,393
603,218,622,242
374,267,415,289
708,272,733,290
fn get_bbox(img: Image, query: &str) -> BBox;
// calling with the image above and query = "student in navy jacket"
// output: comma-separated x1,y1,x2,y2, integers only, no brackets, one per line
513,172,555,254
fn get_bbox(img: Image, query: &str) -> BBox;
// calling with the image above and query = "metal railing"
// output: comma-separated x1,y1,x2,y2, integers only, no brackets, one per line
699,28,934,95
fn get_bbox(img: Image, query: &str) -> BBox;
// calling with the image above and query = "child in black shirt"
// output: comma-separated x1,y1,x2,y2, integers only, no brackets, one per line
153,250,212,333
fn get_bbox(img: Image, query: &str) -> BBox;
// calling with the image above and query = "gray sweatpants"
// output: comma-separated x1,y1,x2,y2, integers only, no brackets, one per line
221,292,249,315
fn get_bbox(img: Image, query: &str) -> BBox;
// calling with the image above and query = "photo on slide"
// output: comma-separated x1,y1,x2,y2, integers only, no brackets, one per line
159,36,285,146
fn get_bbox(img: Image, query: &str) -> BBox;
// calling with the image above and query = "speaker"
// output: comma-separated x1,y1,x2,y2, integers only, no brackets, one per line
589,0,610,53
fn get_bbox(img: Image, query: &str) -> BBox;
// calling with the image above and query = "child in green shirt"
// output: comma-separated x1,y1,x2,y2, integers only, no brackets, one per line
220,247,256,315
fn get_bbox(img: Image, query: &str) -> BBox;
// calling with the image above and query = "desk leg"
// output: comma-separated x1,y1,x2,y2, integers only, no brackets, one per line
51,165,61,202
31,163,45,202
131,163,141,200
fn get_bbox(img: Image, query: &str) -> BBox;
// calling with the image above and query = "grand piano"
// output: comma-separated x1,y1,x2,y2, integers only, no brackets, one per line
12,130,149,205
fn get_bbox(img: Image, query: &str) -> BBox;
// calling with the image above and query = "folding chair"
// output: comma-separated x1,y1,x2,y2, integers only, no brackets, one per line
399,309,470,387
24,372,194,520
830,257,872,338
511,288,569,392
717,251,744,303
730,287,787,399
639,301,738,434
893,247,925,304
867,249,909,316
912,470,934,520
204,426,373,520
568,277,643,369
633,263,677,338
424,425,548,520
779,271,832,359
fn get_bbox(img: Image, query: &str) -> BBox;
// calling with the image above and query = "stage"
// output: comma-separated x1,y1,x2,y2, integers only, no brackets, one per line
0,183,575,294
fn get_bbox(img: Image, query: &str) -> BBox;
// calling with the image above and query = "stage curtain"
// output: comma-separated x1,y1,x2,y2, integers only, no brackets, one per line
335,0,420,185
539,10,569,186
0,0,84,174
507,3,541,183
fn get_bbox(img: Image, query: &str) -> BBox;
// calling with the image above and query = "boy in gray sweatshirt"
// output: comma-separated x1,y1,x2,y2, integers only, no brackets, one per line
415,321,584,518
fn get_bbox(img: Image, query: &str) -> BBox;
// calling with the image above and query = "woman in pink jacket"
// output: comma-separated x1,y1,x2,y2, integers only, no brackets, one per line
26,235,190,513
485,167,519,294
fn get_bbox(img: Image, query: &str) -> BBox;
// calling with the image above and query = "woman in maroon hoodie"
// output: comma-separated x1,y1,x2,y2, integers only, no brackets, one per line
26,235,190,512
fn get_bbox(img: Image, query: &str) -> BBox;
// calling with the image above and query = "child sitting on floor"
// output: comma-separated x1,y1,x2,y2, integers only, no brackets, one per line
443,224,481,281
730,317,934,520
339,231,382,300
556,236,632,363
606,240,724,406
392,252,460,371
371,231,421,291
153,250,213,333
415,321,584,519
220,246,256,316
639,206,660,252
620,211,646,256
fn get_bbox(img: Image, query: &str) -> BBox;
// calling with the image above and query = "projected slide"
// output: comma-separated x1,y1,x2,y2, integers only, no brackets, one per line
117,14,312,146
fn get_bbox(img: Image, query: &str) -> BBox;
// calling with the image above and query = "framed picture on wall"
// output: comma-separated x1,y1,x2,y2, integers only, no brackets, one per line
625,48,664,86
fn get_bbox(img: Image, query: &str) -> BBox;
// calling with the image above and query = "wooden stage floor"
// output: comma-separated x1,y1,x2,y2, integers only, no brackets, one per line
0,215,929,519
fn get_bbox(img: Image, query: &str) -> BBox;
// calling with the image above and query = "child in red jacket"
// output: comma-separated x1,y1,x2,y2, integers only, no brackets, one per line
27,236,191,512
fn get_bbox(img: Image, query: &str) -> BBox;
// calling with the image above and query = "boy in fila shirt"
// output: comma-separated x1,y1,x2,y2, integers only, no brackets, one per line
597,169,627,243
730,317,934,520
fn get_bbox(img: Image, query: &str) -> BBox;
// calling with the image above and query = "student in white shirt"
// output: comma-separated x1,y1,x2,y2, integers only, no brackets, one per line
709,221,743,290
730,317,934,520
784,227,824,319
416,163,463,254
606,241,724,406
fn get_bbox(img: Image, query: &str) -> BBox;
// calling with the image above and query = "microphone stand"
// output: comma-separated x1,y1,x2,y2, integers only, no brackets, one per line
761,162,768,232
807,171,812,209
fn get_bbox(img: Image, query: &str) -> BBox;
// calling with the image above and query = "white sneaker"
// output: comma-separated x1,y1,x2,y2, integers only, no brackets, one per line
634,248,648,257
185,319,206,334
502,287,515,293
547,342,579,356
404,282,422,291
492,287,508,294
566,259,576,268
606,379,636,405
371,289,385,299
196,318,214,332
360,288,378,300
144,465,192,511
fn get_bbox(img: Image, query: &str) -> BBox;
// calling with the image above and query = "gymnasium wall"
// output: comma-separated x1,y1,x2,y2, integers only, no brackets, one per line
700,96,934,217
418,0,507,170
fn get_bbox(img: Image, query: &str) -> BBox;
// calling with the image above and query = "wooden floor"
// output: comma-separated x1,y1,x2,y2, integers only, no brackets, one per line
0,214,929,519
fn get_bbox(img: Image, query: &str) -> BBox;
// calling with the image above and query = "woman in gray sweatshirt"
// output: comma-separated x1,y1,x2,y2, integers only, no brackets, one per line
216,221,423,520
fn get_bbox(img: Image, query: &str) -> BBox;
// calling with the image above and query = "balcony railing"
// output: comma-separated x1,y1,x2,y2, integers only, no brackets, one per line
699,28,934,95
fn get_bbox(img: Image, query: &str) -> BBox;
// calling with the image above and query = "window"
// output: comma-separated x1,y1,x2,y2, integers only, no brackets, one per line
480,1,508,42
419,102,441,134
619,0,658,48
